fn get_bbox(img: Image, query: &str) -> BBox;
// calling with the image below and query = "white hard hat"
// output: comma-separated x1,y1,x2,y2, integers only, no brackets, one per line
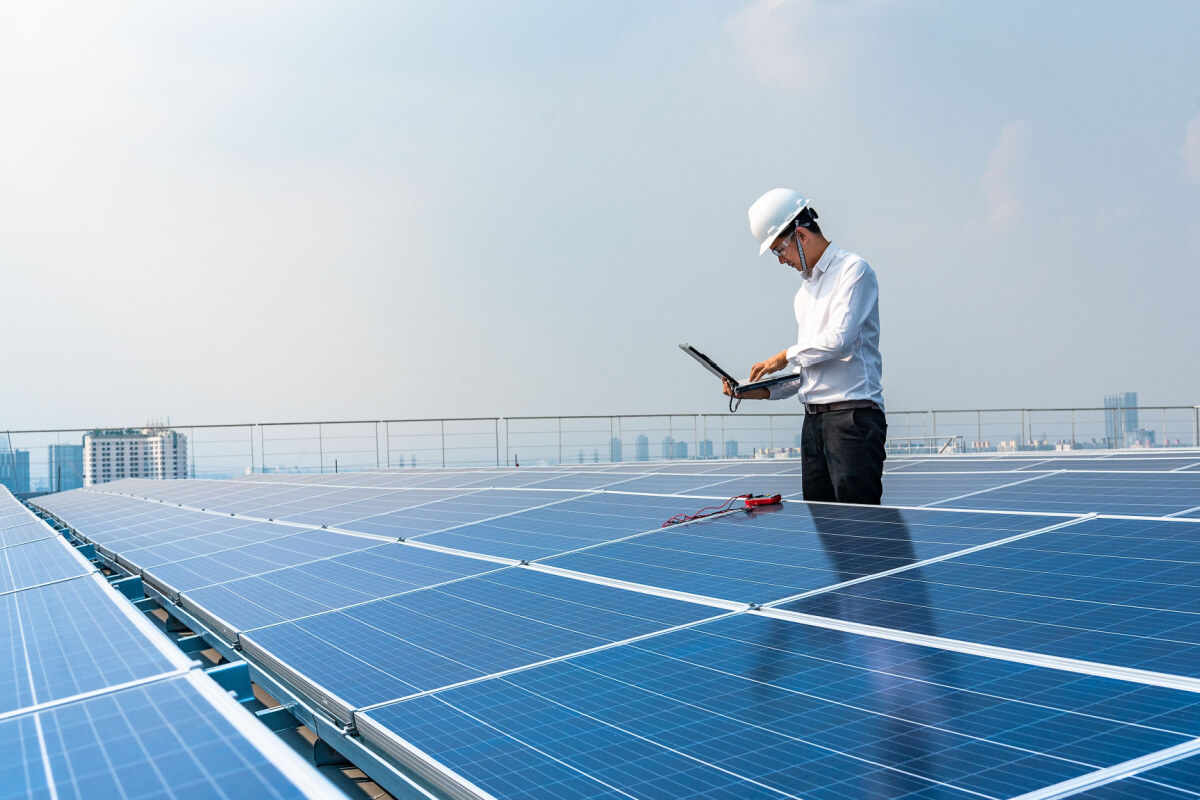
748,188,811,256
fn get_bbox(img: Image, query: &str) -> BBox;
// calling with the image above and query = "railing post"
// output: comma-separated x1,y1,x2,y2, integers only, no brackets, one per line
1163,407,1168,449
385,421,391,468
318,423,324,473
693,415,699,461
440,420,446,468
557,417,562,465
249,425,255,475
1071,409,1076,449
769,416,774,451
495,418,500,466
505,418,510,466
932,411,937,449
375,421,380,468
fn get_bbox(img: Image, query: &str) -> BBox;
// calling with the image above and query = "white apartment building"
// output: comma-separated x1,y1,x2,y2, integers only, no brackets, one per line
83,428,189,486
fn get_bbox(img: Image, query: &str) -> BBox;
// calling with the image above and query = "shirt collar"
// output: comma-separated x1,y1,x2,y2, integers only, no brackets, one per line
803,241,838,281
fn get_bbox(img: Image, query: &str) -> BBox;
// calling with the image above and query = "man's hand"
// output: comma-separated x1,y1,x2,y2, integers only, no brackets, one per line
749,350,789,382
722,379,769,400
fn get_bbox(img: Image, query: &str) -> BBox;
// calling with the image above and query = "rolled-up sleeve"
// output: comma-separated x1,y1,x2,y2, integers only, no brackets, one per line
786,259,877,368
768,369,803,400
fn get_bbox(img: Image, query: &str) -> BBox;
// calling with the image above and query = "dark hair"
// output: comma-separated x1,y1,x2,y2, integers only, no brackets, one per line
794,207,822,237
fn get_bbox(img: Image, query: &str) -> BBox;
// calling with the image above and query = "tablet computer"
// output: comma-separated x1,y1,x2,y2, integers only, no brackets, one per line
679,343,799,395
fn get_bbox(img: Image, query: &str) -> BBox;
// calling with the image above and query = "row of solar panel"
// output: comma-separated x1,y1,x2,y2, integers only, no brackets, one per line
32,470,1200,798
0,487,340,799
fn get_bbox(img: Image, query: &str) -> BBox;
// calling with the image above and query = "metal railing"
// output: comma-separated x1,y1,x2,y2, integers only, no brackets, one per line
3,405,1198,490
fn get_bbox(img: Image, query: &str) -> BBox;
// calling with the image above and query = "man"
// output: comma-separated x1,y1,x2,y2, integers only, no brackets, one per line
723,188,886,505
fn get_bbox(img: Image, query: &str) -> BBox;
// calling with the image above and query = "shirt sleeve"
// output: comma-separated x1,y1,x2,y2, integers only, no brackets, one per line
768,369,803,400
786,259,878,368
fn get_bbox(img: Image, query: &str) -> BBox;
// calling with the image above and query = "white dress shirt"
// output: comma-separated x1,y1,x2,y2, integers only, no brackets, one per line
768,241,885,411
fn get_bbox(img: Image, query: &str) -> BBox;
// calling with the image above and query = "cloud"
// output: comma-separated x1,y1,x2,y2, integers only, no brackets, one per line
1183,115,1200,186
724,0,912,90
981,120,1029,227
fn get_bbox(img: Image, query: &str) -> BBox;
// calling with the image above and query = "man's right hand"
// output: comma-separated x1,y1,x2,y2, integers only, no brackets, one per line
722,380,769,400
749,350,789,382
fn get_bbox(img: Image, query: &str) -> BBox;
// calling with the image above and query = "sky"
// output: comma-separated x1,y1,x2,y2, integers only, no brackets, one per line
2,0,1199,429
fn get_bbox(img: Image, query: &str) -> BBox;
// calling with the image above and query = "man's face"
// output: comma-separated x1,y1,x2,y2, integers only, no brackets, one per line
771,230,804,272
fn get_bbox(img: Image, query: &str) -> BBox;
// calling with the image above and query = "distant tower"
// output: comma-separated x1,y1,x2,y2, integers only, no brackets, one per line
610,437,622,463
635,435,649,462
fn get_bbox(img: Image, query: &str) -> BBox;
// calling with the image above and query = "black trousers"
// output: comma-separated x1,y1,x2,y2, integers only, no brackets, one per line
801,407,887,504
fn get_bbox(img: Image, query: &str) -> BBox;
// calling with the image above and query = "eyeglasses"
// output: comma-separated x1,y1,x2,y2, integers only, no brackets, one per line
770,234,792,258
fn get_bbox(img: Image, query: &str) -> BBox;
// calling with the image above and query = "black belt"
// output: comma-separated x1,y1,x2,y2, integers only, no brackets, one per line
804,399,879,414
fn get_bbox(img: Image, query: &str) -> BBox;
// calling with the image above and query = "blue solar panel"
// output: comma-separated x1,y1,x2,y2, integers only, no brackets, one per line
143,527,382,597
240,568,719,716
0,537,92,594
118,521,310,570
0,522,57,551
415,492,717,561
544,503,1071,605
931,471,1200,515
594,474,744,495
338,489,584,538
888,458,1049,472
782,516,1200,677
880,471,1049,507
361,613,1200,800
180,542,499,637
4,673,332,800
0,576,184,715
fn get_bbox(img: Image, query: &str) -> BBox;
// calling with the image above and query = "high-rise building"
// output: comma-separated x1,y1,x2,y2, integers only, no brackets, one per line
610,437,622,463
84,428,189,486
1104,392,1138,448
661,436,675,460
674,441,688,460
635,435,649,462
0,442,31,494
724,440,739,459
698,440,714,458
48,443,85,492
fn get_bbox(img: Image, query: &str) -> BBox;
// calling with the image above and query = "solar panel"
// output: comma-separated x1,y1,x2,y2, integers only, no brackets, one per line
179,542,501,640
5,672,340,799
543,503,1074,605
930,471,1200,515
358,613,1200,800
413,492,720,561
780,515,1200,677
1064,752,1200,799
0,536,93,594
0,575,188,716
239,568,721,721
337,489,585,538
880,471,1053,507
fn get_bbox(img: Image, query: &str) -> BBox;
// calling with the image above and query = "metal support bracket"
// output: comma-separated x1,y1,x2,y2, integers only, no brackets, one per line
75,543,96,560
133,596,159,612
313,738,353,768
175,634,209,655
110,575,144,601
205,661,255,705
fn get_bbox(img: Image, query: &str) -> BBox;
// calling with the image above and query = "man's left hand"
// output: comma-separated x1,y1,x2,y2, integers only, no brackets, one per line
749,350,789,382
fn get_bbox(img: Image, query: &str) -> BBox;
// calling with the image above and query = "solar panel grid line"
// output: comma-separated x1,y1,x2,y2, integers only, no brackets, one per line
88,490,403,544
1007,737,1200,800
0,572,95,601
756,607,1200,695
356,608,745,712
760,512,1096,610
85,572,198,671
791,497,1083,519
525,563,749,612
1013,459,1057,470
401,491,603,540
1169,462,1200,472
917,471,1062,508
1165,505,1200,518
228,561,516,638
402,539,522,566
0,664,193,725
